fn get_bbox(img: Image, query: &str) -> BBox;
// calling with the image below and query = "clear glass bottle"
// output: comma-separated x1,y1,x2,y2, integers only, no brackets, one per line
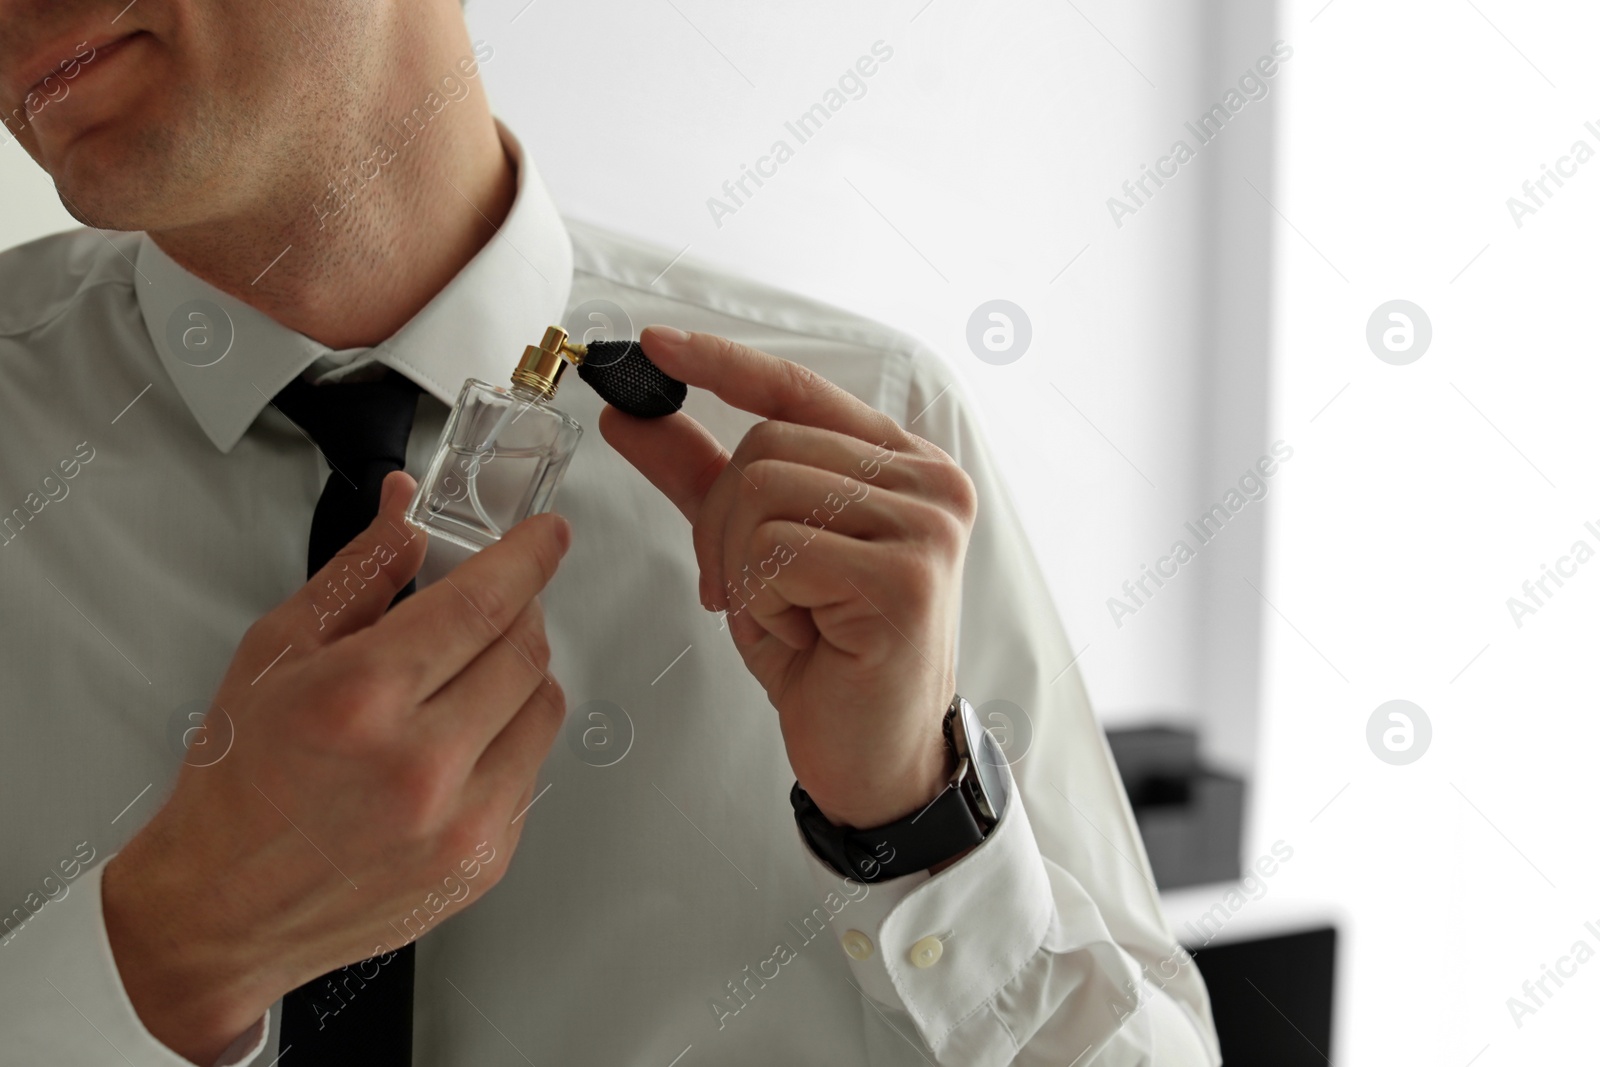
406,326,584,552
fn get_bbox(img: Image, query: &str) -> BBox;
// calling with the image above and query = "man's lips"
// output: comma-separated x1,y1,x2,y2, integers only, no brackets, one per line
13,30,141,103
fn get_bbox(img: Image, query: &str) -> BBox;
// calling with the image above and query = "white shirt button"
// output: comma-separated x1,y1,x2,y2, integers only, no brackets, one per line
909,935,944,968
840,929,874,961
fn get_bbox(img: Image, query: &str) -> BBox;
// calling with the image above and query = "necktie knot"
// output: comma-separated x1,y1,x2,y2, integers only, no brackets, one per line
271,366,423,578
274,367,422,475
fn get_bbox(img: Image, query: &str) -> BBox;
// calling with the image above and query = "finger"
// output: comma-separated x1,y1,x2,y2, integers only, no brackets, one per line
361,510,571,701
725,563,819,652
599,403,738,609
604,410,915,611
605,332,921,606
703,423,916,594
688,422,909,608
640,326,917,451
267,470,429,651
600,409,915,529
419,592,553,769
726,421,914,490
732,521,928,662
597,404,729,527
719,460,931,629
471,676,566,818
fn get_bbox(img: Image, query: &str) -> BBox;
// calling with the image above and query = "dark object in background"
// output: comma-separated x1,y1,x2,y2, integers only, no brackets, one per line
1189,927,1338,1067
1106,726,1245,889
1105,724,1338,1065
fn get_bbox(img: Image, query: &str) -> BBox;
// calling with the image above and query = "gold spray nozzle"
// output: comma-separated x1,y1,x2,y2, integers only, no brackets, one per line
510,325,589,397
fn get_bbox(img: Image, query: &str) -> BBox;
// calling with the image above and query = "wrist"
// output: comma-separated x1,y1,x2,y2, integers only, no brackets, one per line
103,826,282,1065
793,693,1008,881
807,730,955,831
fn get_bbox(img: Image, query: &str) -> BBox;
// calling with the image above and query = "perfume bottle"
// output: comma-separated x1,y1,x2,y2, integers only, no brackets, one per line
406,325,586,552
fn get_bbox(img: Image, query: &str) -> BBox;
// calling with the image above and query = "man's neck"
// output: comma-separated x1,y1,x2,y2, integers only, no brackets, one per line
147,79,515,351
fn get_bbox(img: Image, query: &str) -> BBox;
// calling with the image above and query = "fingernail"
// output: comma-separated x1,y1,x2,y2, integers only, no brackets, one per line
646,324,690,346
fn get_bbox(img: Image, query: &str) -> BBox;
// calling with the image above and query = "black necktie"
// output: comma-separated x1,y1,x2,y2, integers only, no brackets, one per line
272,366,423,1065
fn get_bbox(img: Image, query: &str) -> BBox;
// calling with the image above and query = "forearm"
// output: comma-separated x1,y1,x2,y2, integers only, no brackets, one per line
102,829,285,1066
0,854,272,1067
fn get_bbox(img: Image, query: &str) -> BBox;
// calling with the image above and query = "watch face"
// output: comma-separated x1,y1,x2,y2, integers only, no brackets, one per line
958,696,1011,824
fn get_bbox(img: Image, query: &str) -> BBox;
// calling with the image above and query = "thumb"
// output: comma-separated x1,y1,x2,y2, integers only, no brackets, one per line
272,470,429,650
597,404,725,526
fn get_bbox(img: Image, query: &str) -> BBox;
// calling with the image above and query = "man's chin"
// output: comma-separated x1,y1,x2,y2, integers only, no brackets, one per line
44,121,188,232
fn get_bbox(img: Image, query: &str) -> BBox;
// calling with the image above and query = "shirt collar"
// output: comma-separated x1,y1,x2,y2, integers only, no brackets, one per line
134,119,574,454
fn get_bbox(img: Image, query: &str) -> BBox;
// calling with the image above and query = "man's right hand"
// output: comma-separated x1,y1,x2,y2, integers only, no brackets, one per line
101,470,570,1066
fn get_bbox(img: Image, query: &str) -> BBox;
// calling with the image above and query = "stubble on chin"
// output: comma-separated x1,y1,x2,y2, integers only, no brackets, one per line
49,87,228,233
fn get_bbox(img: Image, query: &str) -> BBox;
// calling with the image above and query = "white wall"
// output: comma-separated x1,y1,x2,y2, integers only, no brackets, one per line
0,140,74,247
1258,1,1600,1063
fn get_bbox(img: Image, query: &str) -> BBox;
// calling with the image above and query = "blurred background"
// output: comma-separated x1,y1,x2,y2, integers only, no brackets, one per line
7,0,1598,1061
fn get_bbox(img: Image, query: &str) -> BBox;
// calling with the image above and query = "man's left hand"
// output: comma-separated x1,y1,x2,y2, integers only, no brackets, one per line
599,326,978,831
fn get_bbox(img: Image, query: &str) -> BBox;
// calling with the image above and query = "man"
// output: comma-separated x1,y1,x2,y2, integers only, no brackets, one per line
0,1,1221,1064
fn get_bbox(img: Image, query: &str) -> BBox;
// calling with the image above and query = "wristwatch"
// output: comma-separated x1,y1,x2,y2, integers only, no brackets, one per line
791,693,1012,883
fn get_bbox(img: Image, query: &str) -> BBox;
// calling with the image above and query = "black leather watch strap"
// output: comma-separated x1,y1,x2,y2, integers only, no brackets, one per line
790,778,987,883
791,695,1006,883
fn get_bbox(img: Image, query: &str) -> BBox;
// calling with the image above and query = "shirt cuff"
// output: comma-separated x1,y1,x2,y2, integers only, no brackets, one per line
0,856,271,1067
794,761,1056,1056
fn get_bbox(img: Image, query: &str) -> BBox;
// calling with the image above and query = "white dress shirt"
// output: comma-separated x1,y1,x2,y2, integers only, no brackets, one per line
0,120,1220,1066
